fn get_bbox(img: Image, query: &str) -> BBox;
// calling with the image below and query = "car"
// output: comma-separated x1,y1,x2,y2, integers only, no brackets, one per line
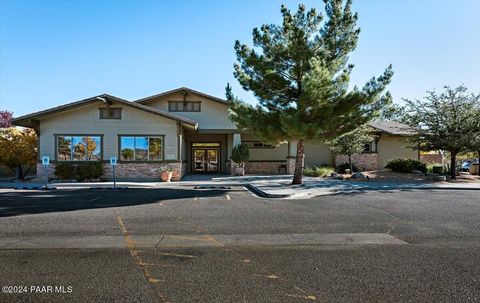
461,160,480,172
461,161,473,172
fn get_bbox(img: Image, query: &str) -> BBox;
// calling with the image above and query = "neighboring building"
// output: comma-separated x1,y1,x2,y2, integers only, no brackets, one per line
12,87,420,180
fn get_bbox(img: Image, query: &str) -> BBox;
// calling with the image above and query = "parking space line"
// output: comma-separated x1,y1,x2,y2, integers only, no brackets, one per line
115,214,171,303
182,221,318,301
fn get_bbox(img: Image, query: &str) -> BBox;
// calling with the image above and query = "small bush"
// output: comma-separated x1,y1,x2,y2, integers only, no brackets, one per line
76,161,104,181
336,162,358,174
231,143,250,166
427,163,445,174
303,166,335,177
54,162,75,180
385,159,427,174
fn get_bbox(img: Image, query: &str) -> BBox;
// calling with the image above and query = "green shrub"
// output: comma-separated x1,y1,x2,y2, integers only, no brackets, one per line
303,166,335,177
76,161,104,181
385,159,427,174
427,163,445,174
54,162,75,180
336,162,358,173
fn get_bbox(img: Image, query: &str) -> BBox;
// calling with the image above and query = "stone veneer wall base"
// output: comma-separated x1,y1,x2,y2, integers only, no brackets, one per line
37,162,185,181
334,153,378,171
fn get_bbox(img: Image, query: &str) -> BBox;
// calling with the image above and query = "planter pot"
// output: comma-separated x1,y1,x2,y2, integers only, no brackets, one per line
171,170,181,181
160,171,173,182
233,166,245,176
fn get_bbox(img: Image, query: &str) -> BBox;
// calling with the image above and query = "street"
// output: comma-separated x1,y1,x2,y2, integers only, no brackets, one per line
0,187,479,302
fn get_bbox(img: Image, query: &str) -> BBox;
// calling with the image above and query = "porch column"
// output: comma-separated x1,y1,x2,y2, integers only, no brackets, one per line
286,141,296,174
231,133,242,175
233,133,242,147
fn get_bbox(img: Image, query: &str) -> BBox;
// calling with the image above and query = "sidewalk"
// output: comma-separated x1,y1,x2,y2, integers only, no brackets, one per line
1,174,478,198
247,176,480,199
0,174,290,189
0,233,406,249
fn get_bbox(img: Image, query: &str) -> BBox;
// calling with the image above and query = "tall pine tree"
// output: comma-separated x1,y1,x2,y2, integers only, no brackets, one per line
227,0,393,184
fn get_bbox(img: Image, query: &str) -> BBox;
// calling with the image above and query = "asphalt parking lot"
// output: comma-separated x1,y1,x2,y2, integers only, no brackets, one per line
0,187,479,302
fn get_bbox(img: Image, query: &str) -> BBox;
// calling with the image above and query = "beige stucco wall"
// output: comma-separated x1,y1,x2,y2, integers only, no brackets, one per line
141,92,237,130
377,135,419,168
39,101,179,161
240,134,288,161
304,141,334,167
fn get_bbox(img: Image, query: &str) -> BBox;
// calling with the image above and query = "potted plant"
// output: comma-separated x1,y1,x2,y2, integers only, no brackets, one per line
231,143,249,176
160,166,174,182
171,169,181,181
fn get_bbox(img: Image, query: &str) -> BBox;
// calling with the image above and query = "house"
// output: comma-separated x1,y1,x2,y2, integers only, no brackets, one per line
12,87,425,180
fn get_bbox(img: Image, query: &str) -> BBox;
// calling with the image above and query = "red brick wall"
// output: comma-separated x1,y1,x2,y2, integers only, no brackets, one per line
244,161,287,174
420,153,444,164
334,153,378,171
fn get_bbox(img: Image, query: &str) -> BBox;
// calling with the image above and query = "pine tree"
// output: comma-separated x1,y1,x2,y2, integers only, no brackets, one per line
227,0,393,184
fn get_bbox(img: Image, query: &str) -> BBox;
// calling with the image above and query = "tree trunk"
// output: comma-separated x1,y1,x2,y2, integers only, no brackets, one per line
15,165,23,181
478,150,480,176
22,165,32,179
292,139,305,185
450,151,457,180
348,155,353,174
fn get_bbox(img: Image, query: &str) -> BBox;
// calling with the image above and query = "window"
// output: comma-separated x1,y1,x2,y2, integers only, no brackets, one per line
99,108,122,119
120,136,163,161
363,141,376,153
168,101,201,112
192,143,220,147
243,141,275,149
57,136,102,161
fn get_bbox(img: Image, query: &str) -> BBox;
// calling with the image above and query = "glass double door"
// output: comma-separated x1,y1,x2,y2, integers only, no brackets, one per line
193,148,219,173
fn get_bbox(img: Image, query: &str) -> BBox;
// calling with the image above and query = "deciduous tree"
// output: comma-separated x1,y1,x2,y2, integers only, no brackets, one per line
0,128,38,180
227,0,393,184
402,86,480,179
0,111,13,128
329,126,372,173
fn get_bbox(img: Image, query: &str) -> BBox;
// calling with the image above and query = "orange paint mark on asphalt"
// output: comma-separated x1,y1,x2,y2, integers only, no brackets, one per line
286,294,318,301
116,214,171,303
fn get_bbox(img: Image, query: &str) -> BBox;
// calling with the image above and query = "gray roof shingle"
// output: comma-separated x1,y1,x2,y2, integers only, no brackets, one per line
367,121,415,135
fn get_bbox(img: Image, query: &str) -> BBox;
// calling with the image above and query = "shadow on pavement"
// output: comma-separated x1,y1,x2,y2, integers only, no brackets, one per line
0,188,234,217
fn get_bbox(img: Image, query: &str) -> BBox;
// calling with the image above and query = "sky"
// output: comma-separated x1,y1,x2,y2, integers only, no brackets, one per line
1,0,479,117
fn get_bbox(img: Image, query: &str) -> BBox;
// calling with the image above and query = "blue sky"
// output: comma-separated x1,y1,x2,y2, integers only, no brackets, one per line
1,0,479,116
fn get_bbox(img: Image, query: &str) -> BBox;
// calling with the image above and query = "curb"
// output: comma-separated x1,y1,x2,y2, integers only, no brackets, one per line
246,183,291,198
14,186,57,190
247,183,480,199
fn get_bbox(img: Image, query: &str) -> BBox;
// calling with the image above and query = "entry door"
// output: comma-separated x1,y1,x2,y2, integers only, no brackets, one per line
193,149,219,173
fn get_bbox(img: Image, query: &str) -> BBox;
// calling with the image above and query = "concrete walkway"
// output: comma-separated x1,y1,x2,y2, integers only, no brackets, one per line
0,174,288,189
1,174,479,199
0,233,406,249
247,176,480,199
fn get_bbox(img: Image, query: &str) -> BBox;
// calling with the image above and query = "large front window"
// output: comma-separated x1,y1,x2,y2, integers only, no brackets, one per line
120,136,163,161
57,135,102,161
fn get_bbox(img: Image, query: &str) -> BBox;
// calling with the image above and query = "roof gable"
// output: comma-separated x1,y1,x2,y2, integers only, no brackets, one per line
12,94,198,129
135,87,227,106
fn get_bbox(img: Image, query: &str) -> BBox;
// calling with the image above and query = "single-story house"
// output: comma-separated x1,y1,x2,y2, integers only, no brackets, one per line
13,87,431,180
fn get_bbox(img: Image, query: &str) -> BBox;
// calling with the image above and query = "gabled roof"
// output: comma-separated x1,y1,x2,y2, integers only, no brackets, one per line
12,94,198,129
368,121,415,136
135,87,227,105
